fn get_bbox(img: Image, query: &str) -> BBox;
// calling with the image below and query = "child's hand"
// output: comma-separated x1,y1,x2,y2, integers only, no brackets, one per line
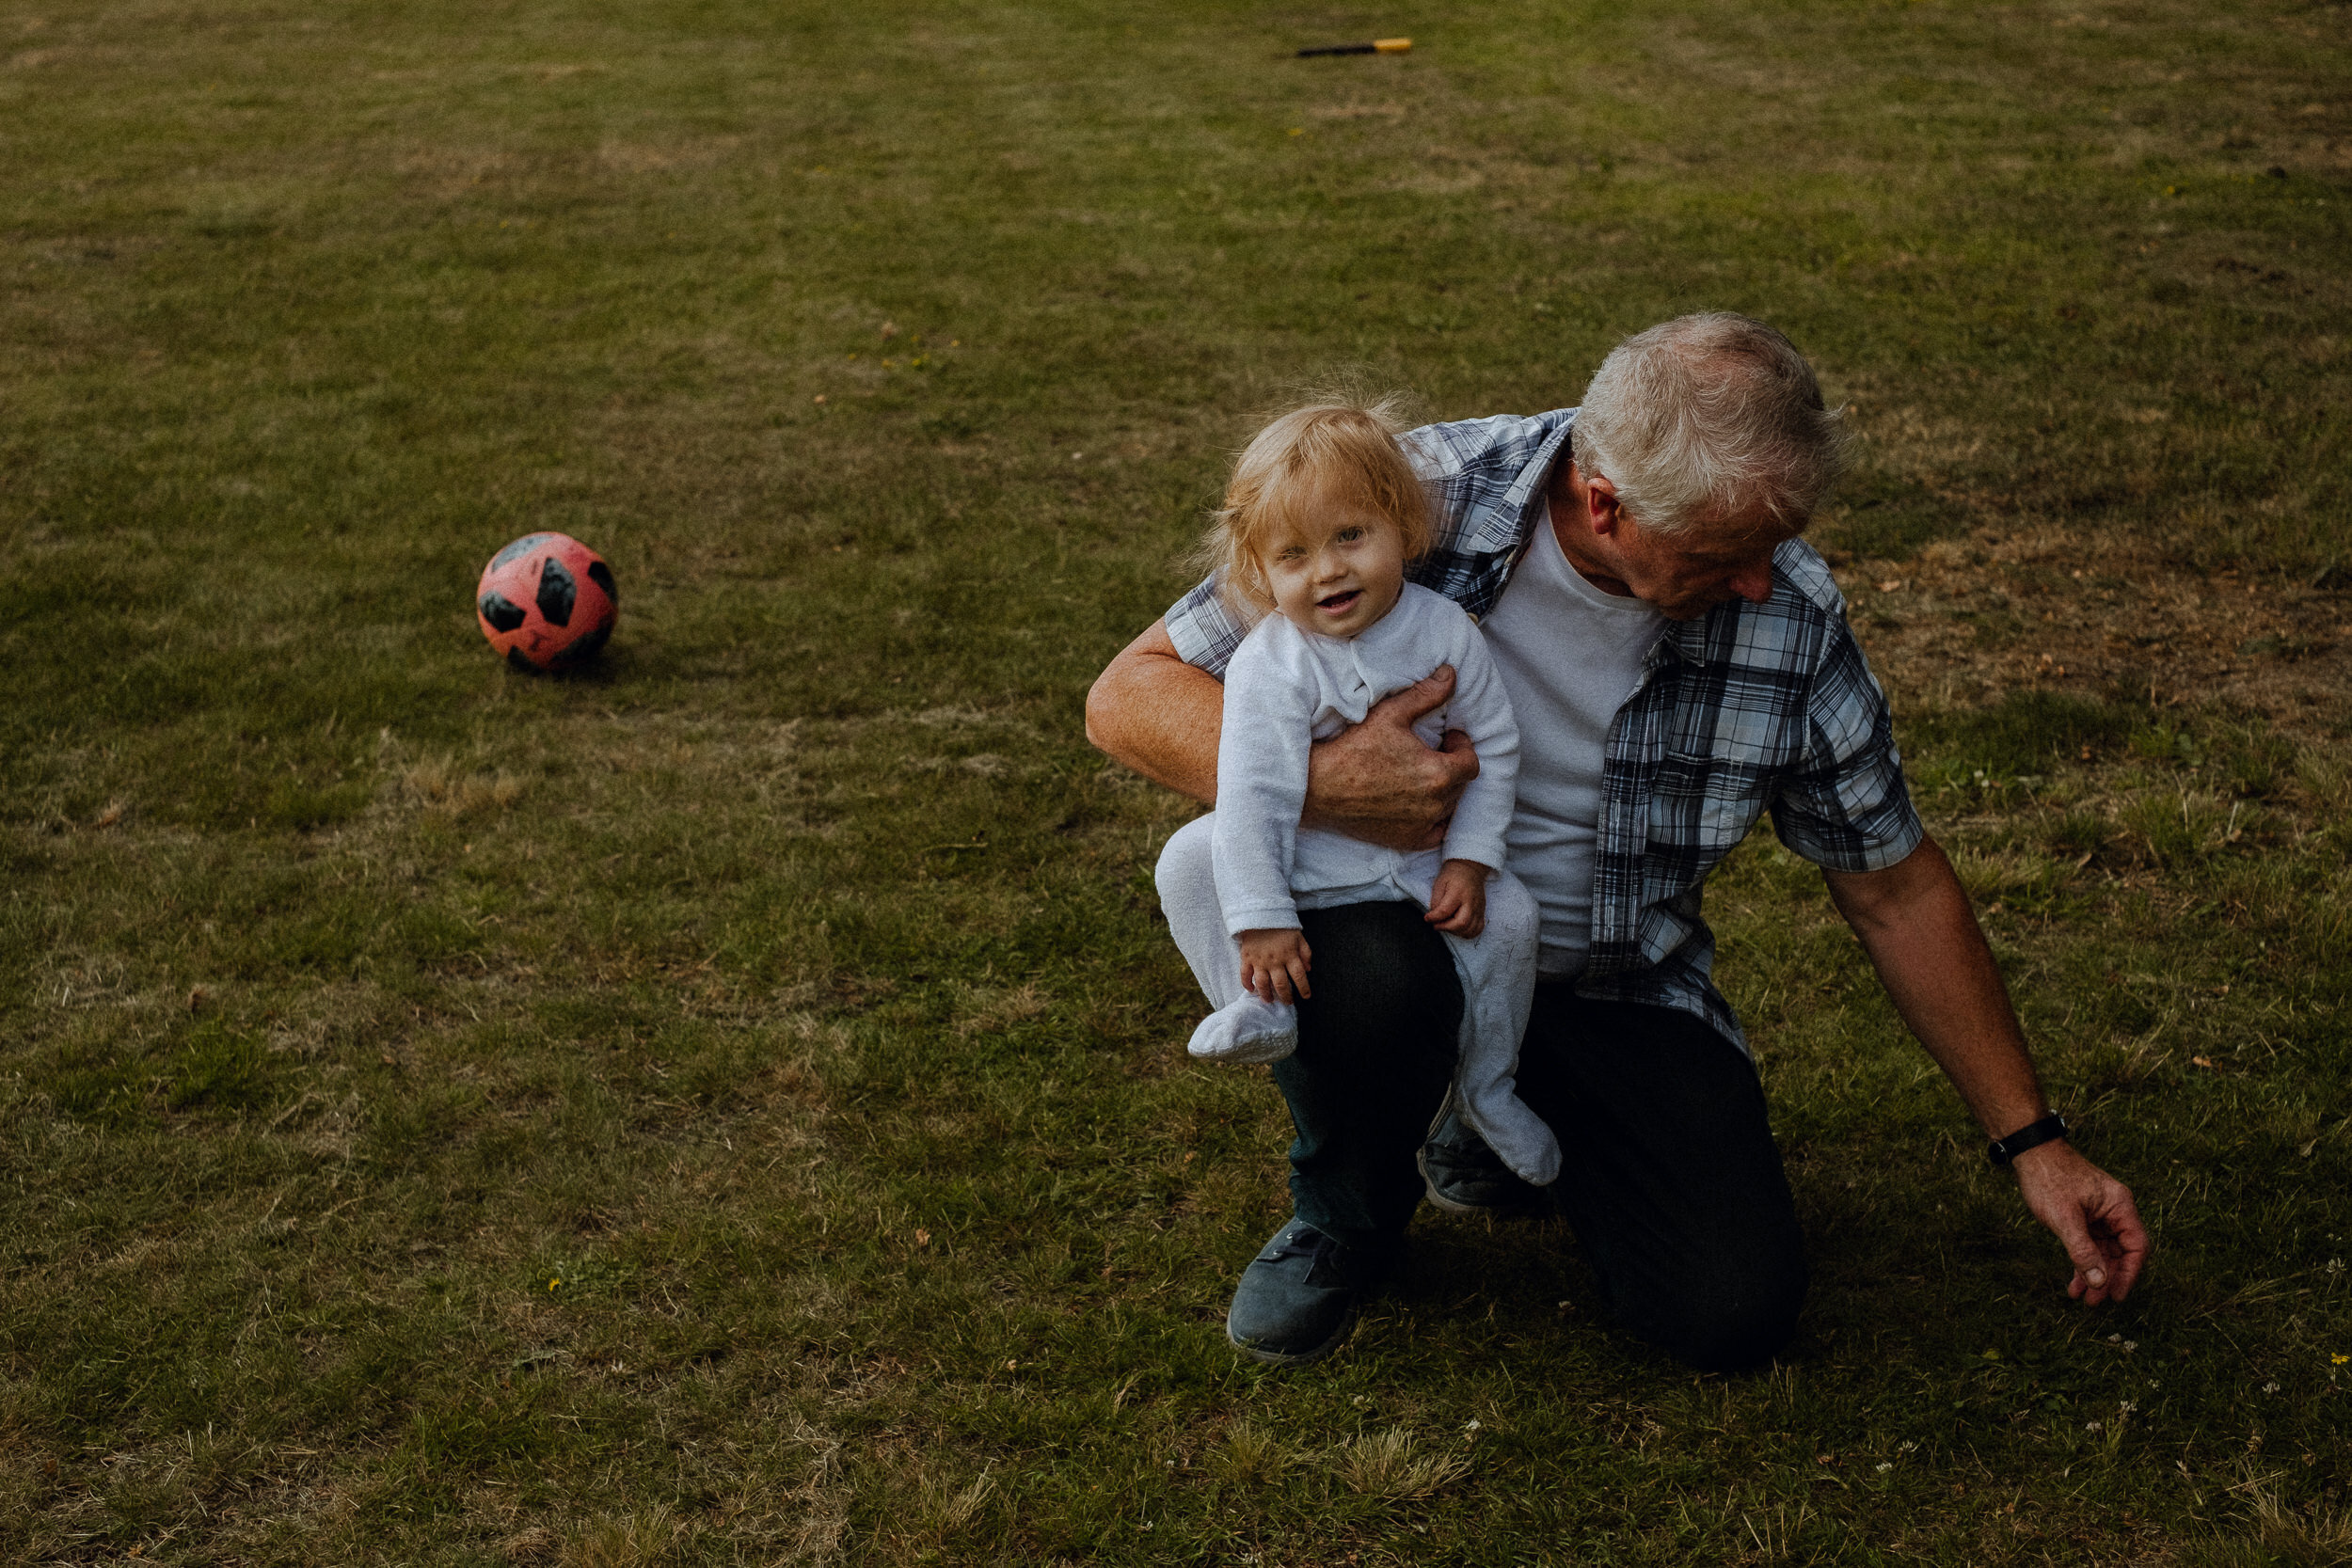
1424,859,1489,937
1238,927,1312,1005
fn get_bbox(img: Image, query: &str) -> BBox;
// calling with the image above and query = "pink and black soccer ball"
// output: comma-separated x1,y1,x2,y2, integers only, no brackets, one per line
475,532,618,672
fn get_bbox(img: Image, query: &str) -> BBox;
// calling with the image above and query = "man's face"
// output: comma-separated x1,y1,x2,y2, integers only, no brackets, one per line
1595,509,1795,621
1549,462,1797,621
1256,492,1407,639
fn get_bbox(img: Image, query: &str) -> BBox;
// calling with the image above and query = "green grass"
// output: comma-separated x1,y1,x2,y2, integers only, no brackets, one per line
4,0,2349,1560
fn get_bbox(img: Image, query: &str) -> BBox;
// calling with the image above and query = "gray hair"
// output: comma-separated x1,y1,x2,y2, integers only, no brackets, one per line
1571,313,1850,536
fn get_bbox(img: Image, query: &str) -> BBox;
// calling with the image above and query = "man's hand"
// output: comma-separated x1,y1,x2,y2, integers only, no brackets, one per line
1085,623,1481,848
1424,859,1488,937
1303,665,1481,851
1238,927,1312,1005
2010,1141,2150,1306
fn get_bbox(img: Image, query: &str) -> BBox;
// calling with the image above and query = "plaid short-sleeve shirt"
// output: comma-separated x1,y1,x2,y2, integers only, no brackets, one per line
1164,408,1925,1052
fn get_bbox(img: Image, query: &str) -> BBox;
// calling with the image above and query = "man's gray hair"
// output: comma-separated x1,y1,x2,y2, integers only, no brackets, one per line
1572,313,1850,536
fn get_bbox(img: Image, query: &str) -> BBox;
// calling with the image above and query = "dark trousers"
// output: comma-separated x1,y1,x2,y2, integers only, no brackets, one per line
1279,901,1808,1370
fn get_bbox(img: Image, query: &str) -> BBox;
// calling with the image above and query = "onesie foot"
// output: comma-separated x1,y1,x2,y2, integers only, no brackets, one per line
1186,995,1298,1064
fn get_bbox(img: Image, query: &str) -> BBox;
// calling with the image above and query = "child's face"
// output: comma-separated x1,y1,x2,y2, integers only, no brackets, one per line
1256,491,1406,638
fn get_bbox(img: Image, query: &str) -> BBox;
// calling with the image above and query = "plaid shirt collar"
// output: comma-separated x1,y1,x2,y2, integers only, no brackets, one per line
1400,408,1575,623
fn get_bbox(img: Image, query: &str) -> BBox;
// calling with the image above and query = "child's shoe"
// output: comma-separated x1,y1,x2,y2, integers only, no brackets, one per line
1186,994,1297,1063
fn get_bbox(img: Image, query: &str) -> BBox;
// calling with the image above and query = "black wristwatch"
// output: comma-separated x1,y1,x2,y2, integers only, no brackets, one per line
1988,1112,2069,1167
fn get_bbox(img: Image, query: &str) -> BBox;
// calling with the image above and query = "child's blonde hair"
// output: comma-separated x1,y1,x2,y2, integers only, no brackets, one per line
1199,392,1433,615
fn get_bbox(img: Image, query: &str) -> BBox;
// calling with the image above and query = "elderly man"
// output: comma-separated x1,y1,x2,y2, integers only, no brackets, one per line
1085,314,2149,1370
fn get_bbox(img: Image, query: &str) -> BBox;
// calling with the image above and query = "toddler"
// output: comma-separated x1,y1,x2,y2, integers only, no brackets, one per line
1158,398,1560,1188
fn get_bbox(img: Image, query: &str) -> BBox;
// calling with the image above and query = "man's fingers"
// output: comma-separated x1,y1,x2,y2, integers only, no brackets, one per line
1306,678,1477,851
1434,725,1482,778
1378,664,1457,726
2016,1151,2151,1307
2053,1214,2115,1304
2096,1196,2152,1301
2070,1241,2107,1297
2018,1162,2116,1303
1428,730,1482,827
1286,955,1311,1002
2069,1180,2151,1304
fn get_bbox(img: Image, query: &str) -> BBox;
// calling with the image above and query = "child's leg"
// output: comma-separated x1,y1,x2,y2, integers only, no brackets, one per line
1154,816,1238,1003
1436,870,1561,1186
1153,815,1299,1063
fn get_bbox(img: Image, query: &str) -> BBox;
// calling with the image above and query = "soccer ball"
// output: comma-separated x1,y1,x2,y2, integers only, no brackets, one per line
475,532,618,672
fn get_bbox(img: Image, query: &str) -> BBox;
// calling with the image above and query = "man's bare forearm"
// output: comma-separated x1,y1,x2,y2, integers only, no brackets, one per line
1084,620,1222,803
1823,837,2047,1136
1826,834,2152,1305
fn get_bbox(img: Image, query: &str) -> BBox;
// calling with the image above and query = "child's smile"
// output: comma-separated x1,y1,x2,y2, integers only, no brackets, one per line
1315,588,1363,617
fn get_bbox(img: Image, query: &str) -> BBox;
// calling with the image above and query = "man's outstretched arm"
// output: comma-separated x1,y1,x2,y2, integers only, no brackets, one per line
1084,618,1482,850
1823,836,2151,1307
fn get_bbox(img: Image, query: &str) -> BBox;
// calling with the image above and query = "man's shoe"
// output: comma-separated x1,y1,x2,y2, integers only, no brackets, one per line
1226,1220,1379,1365
1419,1109,1548,1215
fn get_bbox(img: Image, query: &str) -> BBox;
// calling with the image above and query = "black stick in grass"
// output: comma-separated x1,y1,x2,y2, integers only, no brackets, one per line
1295,38,1412,56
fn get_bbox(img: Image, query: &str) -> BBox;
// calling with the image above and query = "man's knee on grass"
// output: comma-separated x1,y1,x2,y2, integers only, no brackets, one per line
1614,1237,1807,1373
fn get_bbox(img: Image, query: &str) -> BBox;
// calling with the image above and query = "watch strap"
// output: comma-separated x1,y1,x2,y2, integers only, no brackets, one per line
1988,1112,2069,1167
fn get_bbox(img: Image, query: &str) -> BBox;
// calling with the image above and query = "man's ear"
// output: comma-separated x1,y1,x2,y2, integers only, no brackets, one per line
1584,472,1624,536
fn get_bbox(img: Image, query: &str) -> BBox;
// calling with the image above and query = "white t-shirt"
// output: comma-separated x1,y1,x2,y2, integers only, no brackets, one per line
1478,507,1667,978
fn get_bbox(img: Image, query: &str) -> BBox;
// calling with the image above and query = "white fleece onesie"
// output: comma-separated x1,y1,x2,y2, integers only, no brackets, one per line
1159,582,1561,1187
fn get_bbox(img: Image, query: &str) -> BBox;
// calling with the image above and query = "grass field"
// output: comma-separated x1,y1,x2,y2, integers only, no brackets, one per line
3,0,2349,1561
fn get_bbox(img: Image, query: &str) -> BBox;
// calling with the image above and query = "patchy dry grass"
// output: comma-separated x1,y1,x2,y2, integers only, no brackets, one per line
1,0,2346,1562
